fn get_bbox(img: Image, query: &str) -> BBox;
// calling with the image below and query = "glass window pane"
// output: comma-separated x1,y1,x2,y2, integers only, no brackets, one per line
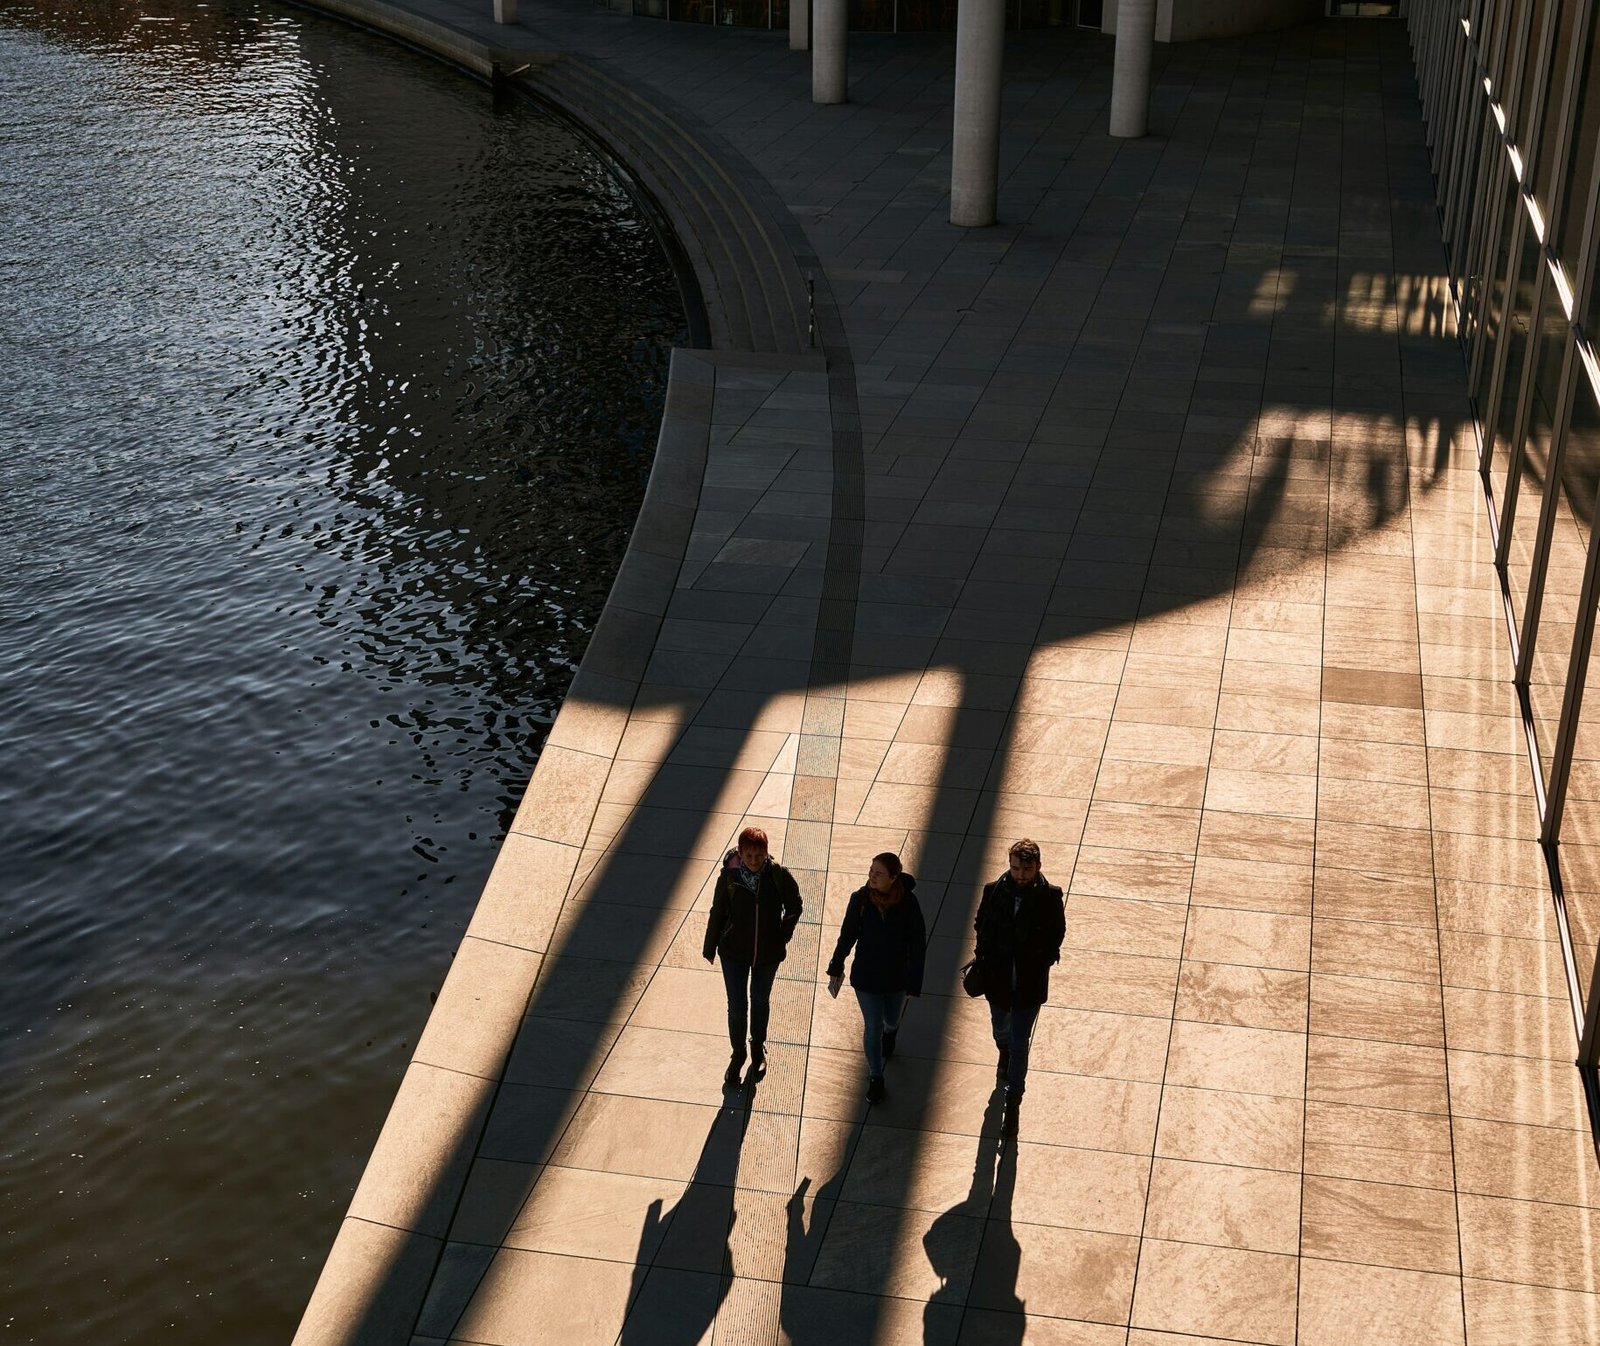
1510,0,1551,153
1556,377,1600,1010
1532,352,1593,777
1472,165,1519,428
1531,0,1584,214
1497,219,1548,563
1555,5,1600,267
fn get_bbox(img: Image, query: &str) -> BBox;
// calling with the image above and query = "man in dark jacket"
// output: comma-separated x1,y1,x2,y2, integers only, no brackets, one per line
704,825,803,1085
973,838,1065,1138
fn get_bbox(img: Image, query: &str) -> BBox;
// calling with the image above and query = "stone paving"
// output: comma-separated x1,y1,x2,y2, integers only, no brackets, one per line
294,5,1600,1344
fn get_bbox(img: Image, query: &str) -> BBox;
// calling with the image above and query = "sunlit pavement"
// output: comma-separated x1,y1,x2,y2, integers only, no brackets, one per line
295,6,1600,1343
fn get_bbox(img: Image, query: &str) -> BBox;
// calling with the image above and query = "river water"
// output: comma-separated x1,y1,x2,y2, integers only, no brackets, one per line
0,2,685,1339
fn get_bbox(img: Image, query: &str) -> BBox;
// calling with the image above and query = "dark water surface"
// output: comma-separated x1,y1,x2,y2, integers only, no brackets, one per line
0,2,684,1339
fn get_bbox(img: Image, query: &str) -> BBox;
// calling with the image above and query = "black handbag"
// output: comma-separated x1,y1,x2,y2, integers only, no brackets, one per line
960,957,985,998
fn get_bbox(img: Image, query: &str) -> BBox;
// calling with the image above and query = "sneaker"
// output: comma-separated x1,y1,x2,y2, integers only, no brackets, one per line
867,1076,886,1104
882,1029,898,1060
996,1047,1010,1084
1001,1094,1020,1138
724,1055,745,1088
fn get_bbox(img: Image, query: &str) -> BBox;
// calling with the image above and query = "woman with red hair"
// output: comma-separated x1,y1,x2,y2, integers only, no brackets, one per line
703,825,804,1086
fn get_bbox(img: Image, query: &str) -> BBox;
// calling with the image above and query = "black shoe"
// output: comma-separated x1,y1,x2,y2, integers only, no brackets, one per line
996,1047,1010,1084
1001,1094,1020,1138
750,1046,767,1080
867,1076,886,1104
882,1029,897,1060
724,1055,745,1088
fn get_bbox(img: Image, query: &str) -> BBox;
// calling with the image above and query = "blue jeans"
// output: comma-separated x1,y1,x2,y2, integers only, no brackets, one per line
854,988,906,1079
720,957,779,1059
990,999,1041,1098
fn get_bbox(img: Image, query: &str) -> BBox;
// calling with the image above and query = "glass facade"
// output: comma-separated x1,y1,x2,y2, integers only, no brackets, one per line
1409,0,1600,1054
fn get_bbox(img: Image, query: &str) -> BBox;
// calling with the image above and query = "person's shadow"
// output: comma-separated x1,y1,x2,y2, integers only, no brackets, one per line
924,1090,1023,1345
617,1086,755,1345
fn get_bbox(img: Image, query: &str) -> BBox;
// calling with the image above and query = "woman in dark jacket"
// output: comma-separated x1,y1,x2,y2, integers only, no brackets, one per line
826,851,926,1104
973,838,1065,1138
704,825,803,1086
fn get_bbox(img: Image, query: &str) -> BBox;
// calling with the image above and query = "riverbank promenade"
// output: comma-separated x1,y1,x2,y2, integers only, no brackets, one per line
295,2,1600,1343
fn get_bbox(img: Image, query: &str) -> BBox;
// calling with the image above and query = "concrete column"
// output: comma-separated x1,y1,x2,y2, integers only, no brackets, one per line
790,0,810,51
1109,0,1155,137
949,0,1005,227
812,0,847,102
493,0,516,21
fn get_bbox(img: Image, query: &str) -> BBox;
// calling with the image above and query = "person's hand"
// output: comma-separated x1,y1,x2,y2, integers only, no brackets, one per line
827,974,842,999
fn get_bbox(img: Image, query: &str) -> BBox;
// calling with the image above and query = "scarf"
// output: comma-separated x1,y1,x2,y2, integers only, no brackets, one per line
868,877,903,913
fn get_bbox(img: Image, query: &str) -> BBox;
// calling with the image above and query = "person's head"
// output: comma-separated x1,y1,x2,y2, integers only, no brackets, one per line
867,851,902,894
737,825,769,872
1008,838,1041,887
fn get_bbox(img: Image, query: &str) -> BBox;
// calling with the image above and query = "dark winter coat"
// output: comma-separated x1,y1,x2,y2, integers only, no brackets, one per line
973,872,1065,1011
825,875,927,996
703,860,803,968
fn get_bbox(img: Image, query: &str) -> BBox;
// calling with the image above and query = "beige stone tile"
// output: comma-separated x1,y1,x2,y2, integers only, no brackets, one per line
505,1166,684,1261
1070,846,1195,903
1199,811,1315,865
468,834,580,952
1301,1174,1460,1273
1053,948,1181,1017
1103,720,1213,766
1452,1116,1600,1207
965,1313,1124,1345
1092,760,1209,808
1019,1070,1162,1155
1186,861,1310,925
1297,1258,1464,1346
1432,829,1546,888
877,741,994,786
1033,1006,1172,1082
1311,917,1440,983
1010,713,1112,760
450,1158,542,1247
1015,676,1120,720
1006,1140,1151,1234
414,939,544,1081
1065,894,1189,959
1306,1036,1448,1113
1317,737,1429,786
1217,690,1322,736
1440,929,1570,998
1464,1275,1600,1345
1315,777,1432,829
1226,625,1322,668
812,1199,984,1301
1144,1157,1300,1254
841,1124,995,1215
1443,986,1575,1060
985,792,1091,844
549,1093,721,1180
985,749,1102,797
1448,1049,1590,1130
1111,681,1220,728
1309,973,1444,1047
1131,1239,1297,1344
1310,866,1437,926
1429,783,1540,838
837,736,892,781
1204,767,1318,818
1080,801,1201,855
1164,1020,1305,1097
972,1220,1139,1323
1315,820,1434,876
1320,701,1424,744
1155,1086,1304,1171
1434,878,1557,940
451,1247,638,1346
1211,727,1318,775
1459,1192,1600,1292
1426,745,1527,793
1174,962,1308,1032
1184,907,1311,970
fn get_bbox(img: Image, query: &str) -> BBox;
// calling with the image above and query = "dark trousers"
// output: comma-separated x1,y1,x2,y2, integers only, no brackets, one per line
990,998,1041,1098
720,957,778,1059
